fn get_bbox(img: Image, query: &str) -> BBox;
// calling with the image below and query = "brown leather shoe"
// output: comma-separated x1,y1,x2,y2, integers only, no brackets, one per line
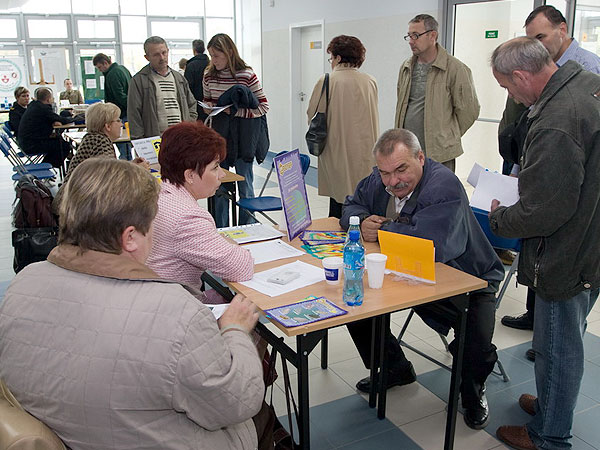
496,425,537,450
519,394,536,416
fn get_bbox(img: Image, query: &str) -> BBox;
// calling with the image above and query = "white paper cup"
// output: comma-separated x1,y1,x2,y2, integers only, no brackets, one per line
322,256,343,285
366,253,388,289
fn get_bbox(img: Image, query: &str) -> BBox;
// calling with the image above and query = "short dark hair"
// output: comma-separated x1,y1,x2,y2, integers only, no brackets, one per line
525,5,566,27
92,53,111,65
192,39,205,54
35,87,52,102
409,14,439,33
144,36,167,54
327,35,366,68
159,121,226,186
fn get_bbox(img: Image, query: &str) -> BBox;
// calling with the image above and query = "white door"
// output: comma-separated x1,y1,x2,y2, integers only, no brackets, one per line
444,0,541,182
290,21,324,167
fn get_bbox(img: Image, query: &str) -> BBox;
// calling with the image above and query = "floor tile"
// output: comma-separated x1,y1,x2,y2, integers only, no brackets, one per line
580,361,600,402
338,427,422,450
573,406,600,449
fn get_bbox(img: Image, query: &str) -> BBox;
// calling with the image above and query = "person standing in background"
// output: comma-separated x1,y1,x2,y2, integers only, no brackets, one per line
307,35,379,219
93,52,134,160
59,78,84,105
395,14,479,172
185,39,210,102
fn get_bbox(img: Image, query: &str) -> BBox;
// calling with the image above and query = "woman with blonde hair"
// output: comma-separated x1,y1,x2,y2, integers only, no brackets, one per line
63,102,147,183
202,33,269,227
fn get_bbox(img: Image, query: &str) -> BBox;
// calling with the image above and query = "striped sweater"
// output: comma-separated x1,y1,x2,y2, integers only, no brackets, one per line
202,68,268,119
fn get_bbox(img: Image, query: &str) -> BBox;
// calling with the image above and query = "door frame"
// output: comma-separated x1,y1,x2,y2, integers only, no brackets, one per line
289,19,324,167
442,0,545,54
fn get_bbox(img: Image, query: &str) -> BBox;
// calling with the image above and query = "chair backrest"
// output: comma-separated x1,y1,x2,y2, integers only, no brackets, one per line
3,121,13,135
0,380,66,450
471,206,521,252
299,154,311,176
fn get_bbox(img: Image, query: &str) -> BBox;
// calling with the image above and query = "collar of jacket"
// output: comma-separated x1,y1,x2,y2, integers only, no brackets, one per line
402,43,449,73
332,65,358,72
528,60,582,121
104,62,118,75
48,244,162,281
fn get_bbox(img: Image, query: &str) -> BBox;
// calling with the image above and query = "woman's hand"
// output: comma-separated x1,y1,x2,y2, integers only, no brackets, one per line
132,157,150,169
218,294,259,333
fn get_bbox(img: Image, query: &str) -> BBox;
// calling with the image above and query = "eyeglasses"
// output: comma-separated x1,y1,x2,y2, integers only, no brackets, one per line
403,30,434,41
327,57,333,63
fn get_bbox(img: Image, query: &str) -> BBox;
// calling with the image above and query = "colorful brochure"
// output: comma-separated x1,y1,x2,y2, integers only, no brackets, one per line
265,296,347,327
301,243,344,259
300,230,347,245
377,229,436,284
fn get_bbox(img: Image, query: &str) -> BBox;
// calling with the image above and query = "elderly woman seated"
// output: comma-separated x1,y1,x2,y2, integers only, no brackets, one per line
0,158,267,450
62,102,147,184
147,121,254,289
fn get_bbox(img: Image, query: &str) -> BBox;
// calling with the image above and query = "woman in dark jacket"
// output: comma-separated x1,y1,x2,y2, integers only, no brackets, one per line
8,86,30,138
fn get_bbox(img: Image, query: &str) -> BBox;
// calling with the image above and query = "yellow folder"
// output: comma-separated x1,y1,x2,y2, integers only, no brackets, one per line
377,229,436,283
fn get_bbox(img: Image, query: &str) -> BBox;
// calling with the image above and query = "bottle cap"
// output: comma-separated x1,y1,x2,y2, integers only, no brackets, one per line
349,230,360,241
349,216,360,226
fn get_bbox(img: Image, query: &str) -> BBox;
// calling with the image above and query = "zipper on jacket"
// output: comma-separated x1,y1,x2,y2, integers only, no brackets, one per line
533,237,544,288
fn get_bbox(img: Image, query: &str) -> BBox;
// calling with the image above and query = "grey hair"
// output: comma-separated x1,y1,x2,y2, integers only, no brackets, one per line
409,14,438,33
491,37,551,76
144,36,168,54
373,129,422,158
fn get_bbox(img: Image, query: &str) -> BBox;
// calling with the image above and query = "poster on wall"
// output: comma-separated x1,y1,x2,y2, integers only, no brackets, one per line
31,48,68,98
0,57,26,109
80,56,103,102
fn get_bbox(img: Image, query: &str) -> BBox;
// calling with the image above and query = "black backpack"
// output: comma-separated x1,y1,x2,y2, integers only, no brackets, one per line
11,174,59,273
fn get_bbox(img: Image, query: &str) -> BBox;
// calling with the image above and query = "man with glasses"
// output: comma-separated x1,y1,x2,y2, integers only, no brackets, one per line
395,14,479,172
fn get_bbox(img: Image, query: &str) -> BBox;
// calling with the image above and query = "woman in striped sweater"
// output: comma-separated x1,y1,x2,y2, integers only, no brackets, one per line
202,33,269,227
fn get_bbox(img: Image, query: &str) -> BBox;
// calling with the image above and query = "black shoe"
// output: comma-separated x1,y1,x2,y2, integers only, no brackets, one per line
463,386,489,430
525,348,535,362
501,312,533,331
356,363,417,393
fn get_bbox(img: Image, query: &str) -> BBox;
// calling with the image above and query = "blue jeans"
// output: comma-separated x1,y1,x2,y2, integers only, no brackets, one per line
116,142,132,160
527,288,599,449
213,159,257,227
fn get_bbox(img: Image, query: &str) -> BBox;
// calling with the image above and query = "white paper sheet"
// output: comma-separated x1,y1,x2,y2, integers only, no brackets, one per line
470,170,519,212
206,304,229,320
244,239,304,265
240,260,325,297
131,136,161,164
467,162,486,187
86,79,96,89
84,60,95,75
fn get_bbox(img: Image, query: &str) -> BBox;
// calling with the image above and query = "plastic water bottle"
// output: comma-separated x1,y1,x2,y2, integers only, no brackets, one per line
345,215,362,245
343,229,365,306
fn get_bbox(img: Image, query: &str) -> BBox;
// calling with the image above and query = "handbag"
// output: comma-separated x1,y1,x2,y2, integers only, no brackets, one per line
305,73,329,157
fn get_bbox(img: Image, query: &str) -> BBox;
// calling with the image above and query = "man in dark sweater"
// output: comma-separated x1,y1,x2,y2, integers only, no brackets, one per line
18,87,73,168
93,53,133,160
184,39,210,102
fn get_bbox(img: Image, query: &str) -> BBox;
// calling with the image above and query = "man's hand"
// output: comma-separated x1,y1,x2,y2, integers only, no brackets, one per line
490,199,501,213
217,294,259,333
360,215,388,242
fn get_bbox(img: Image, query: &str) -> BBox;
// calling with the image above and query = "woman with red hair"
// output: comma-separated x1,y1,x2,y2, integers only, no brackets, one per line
147,121,253,288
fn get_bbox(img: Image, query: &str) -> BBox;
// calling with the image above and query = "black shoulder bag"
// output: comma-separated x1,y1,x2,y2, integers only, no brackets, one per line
305,73,329,156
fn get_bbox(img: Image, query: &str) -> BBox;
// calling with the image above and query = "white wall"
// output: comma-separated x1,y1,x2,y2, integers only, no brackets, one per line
262,0,439,155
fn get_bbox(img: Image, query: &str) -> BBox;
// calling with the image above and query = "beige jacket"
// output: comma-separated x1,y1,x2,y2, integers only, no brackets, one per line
0,245,263,450
394,44,479,163
307,65,379,204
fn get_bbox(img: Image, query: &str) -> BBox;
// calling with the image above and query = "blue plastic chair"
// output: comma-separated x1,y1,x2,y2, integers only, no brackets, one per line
0,140,55,182
2,123,45,165
237,150,311,226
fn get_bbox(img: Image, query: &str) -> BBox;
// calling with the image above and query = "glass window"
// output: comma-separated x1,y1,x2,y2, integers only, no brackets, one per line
27,19,69,39
119,0,146,15
22,0,71,14
0,19,18,39
168,45,193,69
122,43,148,74
72,0,119,15
150,21,201,40
205,18,235,41
120,16,148,43
574,0,600,57
77,20,116,39
206,0,234,17
146,0,203,17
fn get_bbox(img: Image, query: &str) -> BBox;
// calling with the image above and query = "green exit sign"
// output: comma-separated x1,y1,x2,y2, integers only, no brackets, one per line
486,30,499,39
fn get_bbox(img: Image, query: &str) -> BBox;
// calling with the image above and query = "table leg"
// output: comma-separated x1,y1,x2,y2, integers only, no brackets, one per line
444,293,469,450
230,182,238,226
297,334,311,450
368,317,380,408
377,314,391,419
320,331,328,369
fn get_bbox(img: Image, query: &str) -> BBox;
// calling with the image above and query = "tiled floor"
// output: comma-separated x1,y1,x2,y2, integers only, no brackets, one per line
1,154,600,449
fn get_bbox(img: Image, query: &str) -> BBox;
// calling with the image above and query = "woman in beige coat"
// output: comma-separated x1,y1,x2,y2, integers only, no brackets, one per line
307,35,379,218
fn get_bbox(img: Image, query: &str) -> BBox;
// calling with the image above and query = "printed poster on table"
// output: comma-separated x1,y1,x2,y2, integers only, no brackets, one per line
132,136,161,164
274,149,312,241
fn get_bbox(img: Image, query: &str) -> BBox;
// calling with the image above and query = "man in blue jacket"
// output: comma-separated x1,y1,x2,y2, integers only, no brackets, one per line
341,128,504,430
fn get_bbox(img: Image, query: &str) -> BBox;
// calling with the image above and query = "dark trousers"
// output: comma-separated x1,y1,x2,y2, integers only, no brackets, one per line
23,136,70,169
329,197,343,219
347,291,498,406
526,288,535,316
